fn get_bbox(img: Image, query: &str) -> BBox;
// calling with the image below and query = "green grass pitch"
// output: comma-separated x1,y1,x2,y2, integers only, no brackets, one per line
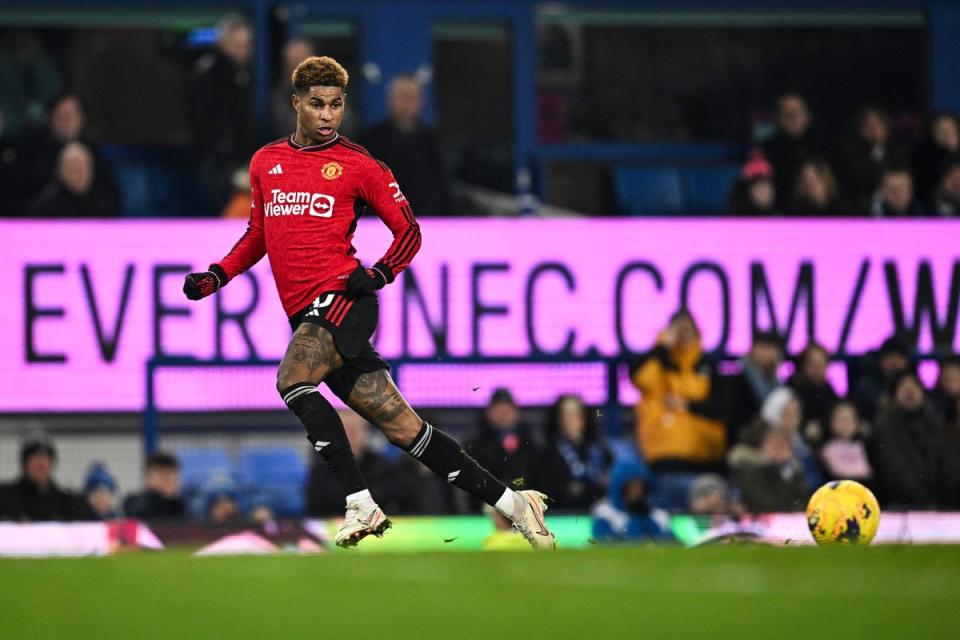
1,546,958,639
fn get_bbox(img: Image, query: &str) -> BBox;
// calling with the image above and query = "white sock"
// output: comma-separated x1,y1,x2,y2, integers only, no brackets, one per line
345,489,374,506
494,488,518,519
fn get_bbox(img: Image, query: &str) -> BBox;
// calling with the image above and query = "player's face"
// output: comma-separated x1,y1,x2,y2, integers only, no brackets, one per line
294,85,345,144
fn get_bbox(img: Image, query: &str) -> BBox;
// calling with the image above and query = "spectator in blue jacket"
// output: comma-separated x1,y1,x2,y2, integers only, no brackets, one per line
591,460,673,543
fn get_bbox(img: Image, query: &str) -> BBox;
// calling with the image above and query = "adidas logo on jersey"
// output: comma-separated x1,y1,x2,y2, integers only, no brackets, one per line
268,164,283,175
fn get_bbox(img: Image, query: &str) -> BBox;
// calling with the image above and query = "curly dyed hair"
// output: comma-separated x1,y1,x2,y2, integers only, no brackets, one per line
292,55,349,94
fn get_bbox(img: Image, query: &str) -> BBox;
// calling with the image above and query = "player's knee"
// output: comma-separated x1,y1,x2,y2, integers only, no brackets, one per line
383,416,421,449
276,370,314,396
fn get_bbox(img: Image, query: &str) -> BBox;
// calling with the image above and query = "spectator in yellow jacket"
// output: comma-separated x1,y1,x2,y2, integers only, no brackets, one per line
632,309,727,473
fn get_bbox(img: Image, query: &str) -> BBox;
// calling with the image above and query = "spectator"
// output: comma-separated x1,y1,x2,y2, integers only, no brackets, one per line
786,159,839,215
687,473,735,517
758,387,822,489
307,410,447,516
872,370,951,508
192,14,257,212
819,401,873,484
912,111,960,209
123,452,186,520
220,168,252,219
633,309,726,474
26,141,119,217
591,460,672,543
870,167,926,217
931,356,960,424
729,427,810,513
464,388,538,494
853,335,912,421
534,394,612,511
725,331,783,442
932,161,960,217
270,37,315,139
837,105,908,214
787,341,839,442
206,488,241,525
727,151,779,215
760,93,821,208
358,74,451,216
83,463,119,520
0,431,93,521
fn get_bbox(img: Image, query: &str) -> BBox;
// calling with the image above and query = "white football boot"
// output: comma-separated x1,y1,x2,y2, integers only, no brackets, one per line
334,497,392,548
510,490,557,550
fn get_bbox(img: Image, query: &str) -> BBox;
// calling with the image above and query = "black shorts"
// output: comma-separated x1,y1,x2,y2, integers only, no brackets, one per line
288,291,389,403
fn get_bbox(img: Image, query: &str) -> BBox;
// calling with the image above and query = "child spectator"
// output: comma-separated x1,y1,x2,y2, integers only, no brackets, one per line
534,394,612,511
870,168,926,217
727,151,779,215
591,460,673,542
729,427,810,513
83,462,119,520
123,451,186,520
787,341,839,442
787,159,839,215
819,401,873,483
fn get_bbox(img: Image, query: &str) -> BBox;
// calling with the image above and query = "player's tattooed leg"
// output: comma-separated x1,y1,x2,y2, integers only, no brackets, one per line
277,324,365,496
349,370,508,506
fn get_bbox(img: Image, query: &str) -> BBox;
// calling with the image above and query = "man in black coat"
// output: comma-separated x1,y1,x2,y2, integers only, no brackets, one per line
358,74,450,216
123,452,186,520
0,432,93,521
724,331,783,443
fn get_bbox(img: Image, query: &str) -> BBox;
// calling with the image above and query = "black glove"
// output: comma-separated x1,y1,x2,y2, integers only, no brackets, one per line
183,264,227,301
345,264,388,298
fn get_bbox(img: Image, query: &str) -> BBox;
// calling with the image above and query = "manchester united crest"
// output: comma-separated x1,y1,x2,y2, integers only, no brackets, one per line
321,161,343,180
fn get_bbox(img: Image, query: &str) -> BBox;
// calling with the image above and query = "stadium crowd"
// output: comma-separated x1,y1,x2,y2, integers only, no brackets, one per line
2,316,959,543
1,19,959,218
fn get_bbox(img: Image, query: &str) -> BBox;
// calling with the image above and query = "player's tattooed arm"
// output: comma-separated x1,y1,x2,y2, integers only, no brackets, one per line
277,324,343,385
348,370,413,426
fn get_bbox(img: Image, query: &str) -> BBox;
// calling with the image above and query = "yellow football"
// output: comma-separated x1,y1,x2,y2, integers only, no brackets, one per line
806,480,881,545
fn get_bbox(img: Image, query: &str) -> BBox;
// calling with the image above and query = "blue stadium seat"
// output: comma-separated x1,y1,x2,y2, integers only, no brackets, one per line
238,447,308,517
682,165,740,215
176,448,233,492
613,166,685,216
648,472,698,512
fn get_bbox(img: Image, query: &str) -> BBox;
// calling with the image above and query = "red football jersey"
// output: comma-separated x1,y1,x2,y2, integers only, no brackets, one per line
215,134,421,317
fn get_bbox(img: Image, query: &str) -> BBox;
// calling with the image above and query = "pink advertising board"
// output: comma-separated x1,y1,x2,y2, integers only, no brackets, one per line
1,219,957,412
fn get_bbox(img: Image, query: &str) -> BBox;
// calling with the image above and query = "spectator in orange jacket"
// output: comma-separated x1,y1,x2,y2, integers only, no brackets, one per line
632,309,727,474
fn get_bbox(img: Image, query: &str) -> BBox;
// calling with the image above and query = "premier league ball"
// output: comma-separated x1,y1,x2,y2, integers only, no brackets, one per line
806,480,881,545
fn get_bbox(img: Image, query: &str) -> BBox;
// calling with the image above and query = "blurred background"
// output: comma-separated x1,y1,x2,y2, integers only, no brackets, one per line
1,0,959,549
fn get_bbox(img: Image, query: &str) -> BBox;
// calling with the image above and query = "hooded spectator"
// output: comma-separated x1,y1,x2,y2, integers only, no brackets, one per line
534,394,612,511
591,460,672,542
871,370,950,508
633,309,727,474
123,451,186,520
787,341,839,440
760,93,822,208
729,426,810,513
727,151,778,215
819,401,873,484
27,141,119,217
725,331,783,442
359,74,451,216
786,159,840,215
465,387,538,492
83,462,119,520
853,334,913,421
912,111,960,209
870,168,926,217
837,105,908,214
932,161,960,217
0,431,93,521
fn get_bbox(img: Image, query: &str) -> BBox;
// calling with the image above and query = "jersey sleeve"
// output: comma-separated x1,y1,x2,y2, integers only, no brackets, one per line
357,161,421,283
215,155,267,280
